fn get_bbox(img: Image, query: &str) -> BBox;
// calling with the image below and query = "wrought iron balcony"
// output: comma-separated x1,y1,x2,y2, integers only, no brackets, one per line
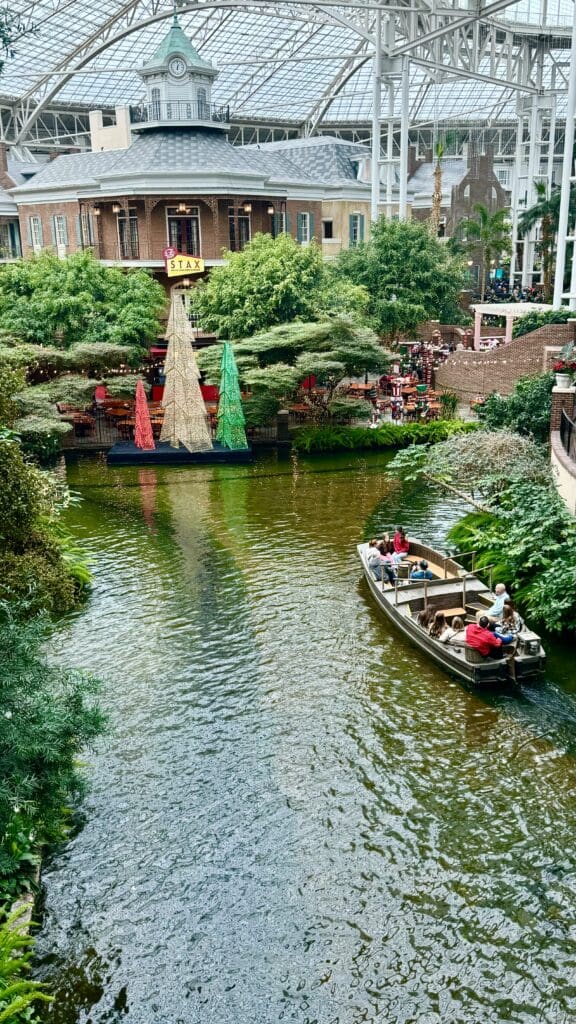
130,100,230,129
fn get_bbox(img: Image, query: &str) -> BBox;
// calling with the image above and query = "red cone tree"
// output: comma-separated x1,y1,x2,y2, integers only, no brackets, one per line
134,379,155,450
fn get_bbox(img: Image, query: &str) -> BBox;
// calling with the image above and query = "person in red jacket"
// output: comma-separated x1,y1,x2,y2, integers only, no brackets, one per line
393,526,410,556
465,616,512,657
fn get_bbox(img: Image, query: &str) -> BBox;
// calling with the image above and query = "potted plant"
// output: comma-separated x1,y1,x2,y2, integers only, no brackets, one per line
553,341,576,387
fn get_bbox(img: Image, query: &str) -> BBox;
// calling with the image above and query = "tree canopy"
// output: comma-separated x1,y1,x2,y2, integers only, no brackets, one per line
332,217,465,336
0,250,166,348
191,232,369,339
198,316,391,420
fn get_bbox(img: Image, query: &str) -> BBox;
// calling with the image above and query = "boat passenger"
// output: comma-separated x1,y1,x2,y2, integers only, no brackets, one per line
448,616,466,643
496,600,523,637
483,583,510,621
393,526,410,556
377,542,397,584
466,616,512,657
429,611,454,642
366,539,383,579
410,559,434,580
416,606,435,629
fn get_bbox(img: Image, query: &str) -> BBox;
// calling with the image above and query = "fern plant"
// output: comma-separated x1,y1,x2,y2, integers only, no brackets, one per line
0,907,51,1022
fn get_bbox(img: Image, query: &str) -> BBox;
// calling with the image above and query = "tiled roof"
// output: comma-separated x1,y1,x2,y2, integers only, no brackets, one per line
143,16,215,73
12,130,324,192
408,158,468,195
247,136,370,183
12,149,124,192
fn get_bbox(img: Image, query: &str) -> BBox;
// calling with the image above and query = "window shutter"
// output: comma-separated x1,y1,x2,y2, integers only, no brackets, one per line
76,215,82,247
273,212,279,237
284,212,290,235
309,213,315,241
89,215,95,245
50,216,57,248
296,213,303,243
348,214,355,247
359,214,365,242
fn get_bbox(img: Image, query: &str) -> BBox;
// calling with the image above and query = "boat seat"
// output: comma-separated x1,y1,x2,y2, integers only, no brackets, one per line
464,646,497,664
466,600,490,613
437,606,466,619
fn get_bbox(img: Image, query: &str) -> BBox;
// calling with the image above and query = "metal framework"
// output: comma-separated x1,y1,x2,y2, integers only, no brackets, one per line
3,0,576,299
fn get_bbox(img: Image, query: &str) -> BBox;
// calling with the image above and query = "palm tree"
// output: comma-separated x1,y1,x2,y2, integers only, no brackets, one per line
430,141,444,237
519,183,576,301
455,203,512,300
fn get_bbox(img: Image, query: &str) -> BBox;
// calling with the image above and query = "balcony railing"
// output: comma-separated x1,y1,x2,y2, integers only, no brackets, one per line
130,100,230,127
560,409,576,462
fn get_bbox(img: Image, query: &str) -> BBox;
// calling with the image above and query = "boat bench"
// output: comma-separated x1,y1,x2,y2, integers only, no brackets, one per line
427,604,466,620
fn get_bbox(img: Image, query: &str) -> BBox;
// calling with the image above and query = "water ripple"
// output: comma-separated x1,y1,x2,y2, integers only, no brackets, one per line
34,452,576,1024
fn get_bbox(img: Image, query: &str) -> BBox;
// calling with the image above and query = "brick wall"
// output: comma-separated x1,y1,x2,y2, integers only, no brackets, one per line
435,322,576,399
19,201,81,257
18,195,322,261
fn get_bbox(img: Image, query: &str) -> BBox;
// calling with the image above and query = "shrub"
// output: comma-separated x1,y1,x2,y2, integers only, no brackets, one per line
242,392,280,428
477,373,554,445
0,604,106,893
512,308,571,339
326,396,373,423
293,419,478,453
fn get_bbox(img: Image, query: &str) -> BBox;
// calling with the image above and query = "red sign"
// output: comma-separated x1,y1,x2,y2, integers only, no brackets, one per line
162,246,177,260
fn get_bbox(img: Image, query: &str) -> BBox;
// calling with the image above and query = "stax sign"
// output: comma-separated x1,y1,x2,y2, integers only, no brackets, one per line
162,247,205,277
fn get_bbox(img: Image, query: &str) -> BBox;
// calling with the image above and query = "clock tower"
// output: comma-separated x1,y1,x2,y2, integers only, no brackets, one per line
136,14,226,131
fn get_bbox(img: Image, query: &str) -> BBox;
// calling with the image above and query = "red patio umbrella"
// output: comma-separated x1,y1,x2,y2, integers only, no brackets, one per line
134,379,155,450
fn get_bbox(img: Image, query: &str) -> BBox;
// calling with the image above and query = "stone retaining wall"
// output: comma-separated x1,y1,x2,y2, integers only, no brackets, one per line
435,322,576,399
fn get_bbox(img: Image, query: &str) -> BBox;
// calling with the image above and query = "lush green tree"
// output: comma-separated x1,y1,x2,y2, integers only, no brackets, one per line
478,373,554,444
0,438,89,612
0,250,166,348
454,203,511,300
191,233,368,339
333,217,465,336
199,317,390,420
0,604,105,890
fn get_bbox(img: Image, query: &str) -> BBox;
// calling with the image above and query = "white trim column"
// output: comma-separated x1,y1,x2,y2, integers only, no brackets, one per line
398,56,409,220
553,0,576,308
370,9,382,224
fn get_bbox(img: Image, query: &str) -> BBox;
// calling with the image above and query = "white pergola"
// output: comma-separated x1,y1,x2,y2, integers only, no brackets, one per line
471,301,553,348
3,0,576,304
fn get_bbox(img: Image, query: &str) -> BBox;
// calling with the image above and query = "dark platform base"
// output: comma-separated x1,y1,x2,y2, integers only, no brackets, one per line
106,441,253,466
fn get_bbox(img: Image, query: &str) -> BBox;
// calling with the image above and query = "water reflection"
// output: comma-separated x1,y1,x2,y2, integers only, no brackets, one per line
35,452,576,1024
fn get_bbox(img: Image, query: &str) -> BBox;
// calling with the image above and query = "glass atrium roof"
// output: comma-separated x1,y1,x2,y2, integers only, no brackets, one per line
2,0,574,128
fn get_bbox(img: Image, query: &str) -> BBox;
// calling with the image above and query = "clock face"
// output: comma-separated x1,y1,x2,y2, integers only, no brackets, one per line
169,57,186,77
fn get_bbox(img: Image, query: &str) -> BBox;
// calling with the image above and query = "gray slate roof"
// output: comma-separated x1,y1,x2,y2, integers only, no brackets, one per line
408,157,468,195
247,136,370,184
12,148,125,191
12,129,324,192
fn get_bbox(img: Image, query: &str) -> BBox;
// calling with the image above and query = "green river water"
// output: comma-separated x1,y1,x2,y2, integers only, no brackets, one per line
35,450,576,1024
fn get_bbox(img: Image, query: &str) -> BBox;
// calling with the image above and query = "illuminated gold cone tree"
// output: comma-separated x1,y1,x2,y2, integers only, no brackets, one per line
216,342,248,450
160,290,213,452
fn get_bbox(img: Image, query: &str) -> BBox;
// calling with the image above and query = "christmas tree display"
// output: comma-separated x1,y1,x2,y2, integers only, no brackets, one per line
160,291,213,452
134,379,155,450
216,342,249,450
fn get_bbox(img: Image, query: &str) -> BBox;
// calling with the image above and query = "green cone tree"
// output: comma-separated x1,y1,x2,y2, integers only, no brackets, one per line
216,342,249,450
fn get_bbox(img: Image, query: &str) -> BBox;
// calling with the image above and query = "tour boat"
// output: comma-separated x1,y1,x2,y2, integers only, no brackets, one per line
358,539,545,686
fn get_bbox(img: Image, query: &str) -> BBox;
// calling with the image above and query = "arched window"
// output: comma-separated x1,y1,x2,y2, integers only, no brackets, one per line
151,87,161,121
197,87,208,119
463,184,470,200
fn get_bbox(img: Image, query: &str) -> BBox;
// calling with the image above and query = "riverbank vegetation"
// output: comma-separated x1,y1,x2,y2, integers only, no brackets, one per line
477,372,554,445
293,420,478,453
387,428,576,633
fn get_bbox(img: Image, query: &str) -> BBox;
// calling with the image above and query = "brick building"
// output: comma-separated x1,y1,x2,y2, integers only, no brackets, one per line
10,16,377,279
